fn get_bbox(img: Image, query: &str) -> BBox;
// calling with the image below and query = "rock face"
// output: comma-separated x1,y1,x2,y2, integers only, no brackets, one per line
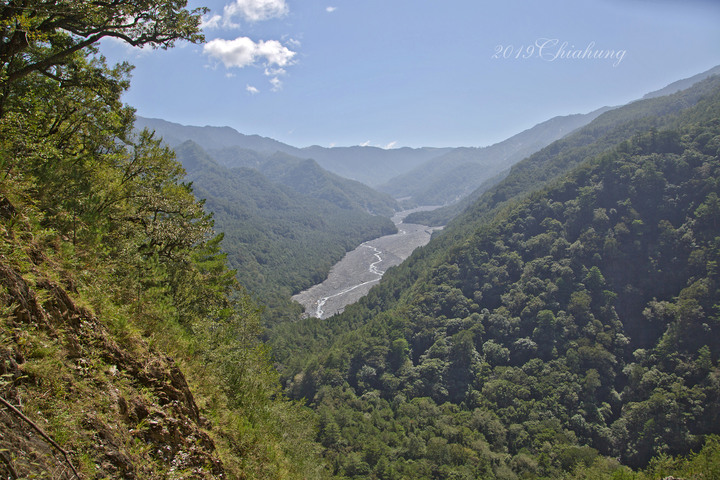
0,237,223,478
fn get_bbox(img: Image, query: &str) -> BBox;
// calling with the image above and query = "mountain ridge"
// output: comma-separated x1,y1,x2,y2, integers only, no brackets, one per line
135,116,452,187
378,107,612,206
135,107,615,198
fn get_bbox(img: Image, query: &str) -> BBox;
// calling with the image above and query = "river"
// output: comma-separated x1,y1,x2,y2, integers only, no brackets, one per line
292,208,442,319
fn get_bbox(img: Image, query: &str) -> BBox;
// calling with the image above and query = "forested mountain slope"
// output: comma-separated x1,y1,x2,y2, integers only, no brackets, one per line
206,147,398,216
275,76,720,367
271,78,720,479
173,141,397,324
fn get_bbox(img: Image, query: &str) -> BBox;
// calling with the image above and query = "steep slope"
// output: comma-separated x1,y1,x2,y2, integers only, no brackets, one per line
0,128,328,479
271,76,720,479
0,2,330,478
378,108,610,206
173,141,397,324
0,239,222,478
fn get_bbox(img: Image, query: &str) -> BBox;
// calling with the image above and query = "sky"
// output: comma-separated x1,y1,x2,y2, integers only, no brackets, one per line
100,0,720,149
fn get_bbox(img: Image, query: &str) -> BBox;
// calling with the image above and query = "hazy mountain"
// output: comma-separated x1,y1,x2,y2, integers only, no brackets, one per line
378,107,611,206
641,64,720,100
207,147,399,216
297,145,452,187
136,111,603,199
135,116,451,186
135,116,291,152
405,66,720,226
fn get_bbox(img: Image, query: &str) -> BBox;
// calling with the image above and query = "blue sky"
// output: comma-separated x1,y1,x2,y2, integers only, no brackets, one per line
100,0,720,149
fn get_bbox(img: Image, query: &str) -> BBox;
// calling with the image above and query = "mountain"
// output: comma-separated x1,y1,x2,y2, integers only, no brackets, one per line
296,145,453,187
135,116,292,152
641,64,720,100
406,68,720,228
207,147,399,216
135,116,451,187
269,75,720,478
137,111,604,203
173,140,398,324
378,108,611,207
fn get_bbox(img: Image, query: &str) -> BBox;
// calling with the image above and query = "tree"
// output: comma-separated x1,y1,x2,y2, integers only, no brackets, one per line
0,0,206,112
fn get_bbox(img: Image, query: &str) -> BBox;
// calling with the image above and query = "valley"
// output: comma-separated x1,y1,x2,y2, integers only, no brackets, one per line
2,5,719,476
292,208,443,319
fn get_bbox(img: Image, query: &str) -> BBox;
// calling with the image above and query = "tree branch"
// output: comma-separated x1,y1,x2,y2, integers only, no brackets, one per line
0,395,81,479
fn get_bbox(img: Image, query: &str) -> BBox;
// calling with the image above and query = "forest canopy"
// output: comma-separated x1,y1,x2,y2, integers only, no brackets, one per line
272,79,720,479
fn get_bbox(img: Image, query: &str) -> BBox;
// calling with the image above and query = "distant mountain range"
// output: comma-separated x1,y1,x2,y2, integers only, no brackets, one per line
136,111,609,209
641,64,720,99
137,64,720,220
203,147,398,216
135,116,450,188
376,107,612,206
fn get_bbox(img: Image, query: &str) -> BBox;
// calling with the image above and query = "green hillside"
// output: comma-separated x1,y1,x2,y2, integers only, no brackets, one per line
272,78,720,478
207,147,399,216
173,141,397,325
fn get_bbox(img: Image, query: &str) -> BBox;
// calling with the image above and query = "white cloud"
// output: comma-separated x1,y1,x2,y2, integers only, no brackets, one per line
255,39,296,66
223,0,288,24
264,67,286,77
101,36,155,56
269,76,282,91
326,6,336,12
246,84,259,94
383,141,398,149
285,37,301,49
204,37,296,69
204,36,296,90
360,140,371,147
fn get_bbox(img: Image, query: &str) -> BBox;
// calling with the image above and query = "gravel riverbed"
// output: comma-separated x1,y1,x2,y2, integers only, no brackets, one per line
292,209,441,319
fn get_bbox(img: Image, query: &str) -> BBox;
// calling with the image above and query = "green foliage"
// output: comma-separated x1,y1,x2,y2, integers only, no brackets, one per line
0,5,328,478
0,0,205,94
275,78,720,478
173,140,398,326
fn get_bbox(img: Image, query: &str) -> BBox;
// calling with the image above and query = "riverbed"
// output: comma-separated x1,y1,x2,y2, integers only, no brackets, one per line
292,208,442,319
